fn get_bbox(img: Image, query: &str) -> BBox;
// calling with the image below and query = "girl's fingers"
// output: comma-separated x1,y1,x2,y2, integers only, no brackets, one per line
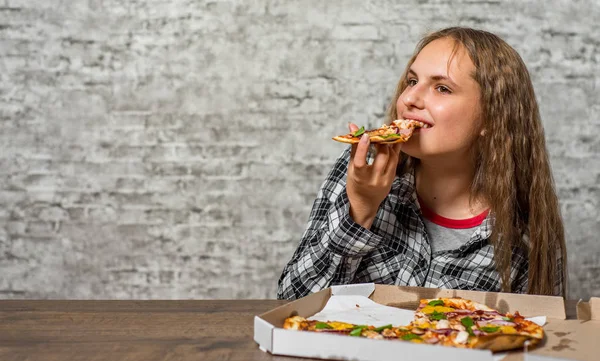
352,134,370,169
373,144,390,174
349,123,362,161
384,143,403,176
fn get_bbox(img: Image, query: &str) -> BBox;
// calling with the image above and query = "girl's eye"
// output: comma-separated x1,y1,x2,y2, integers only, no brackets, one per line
436,85,451,94
407,78,417,86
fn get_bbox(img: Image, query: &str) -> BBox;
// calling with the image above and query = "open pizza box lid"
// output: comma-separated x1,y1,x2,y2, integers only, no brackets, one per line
254,284,600,361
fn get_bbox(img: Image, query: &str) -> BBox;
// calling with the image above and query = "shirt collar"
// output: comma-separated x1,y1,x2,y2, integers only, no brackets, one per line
391,169,494,239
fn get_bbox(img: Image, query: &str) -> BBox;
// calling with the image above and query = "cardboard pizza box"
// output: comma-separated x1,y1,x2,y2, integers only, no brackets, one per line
254,283,599,361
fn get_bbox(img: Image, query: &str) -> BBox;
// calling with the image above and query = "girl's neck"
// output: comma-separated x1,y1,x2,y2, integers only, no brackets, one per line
415,158,487,219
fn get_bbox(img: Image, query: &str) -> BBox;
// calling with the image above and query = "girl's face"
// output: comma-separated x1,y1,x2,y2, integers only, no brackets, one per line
398,38,482,161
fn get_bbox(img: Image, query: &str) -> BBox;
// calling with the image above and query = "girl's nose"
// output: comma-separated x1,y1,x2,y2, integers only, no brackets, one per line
401,85,425,109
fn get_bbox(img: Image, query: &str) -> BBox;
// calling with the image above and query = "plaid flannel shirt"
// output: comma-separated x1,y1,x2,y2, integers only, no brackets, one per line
277,147,562,300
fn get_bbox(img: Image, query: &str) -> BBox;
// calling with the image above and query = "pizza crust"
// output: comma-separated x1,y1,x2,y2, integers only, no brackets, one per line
472,334,541,352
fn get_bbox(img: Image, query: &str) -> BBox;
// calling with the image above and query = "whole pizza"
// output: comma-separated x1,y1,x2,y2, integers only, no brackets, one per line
283,297,544,352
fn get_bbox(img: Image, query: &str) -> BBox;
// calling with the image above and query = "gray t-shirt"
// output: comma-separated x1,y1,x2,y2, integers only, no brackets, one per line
423,218,479,253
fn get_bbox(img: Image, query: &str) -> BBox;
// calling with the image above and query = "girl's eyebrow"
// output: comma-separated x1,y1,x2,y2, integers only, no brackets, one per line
408,68,460,89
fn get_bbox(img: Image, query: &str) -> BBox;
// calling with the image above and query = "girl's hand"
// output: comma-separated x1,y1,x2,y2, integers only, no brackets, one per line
346,123,402,229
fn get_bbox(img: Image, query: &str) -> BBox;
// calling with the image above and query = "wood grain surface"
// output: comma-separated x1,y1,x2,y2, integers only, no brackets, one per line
0,299,578,361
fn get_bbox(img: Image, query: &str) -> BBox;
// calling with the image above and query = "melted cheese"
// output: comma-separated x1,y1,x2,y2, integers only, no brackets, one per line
454,331,470,344
417,322,431,329
500,326,517,334
420,305,455,314
328,321,354,330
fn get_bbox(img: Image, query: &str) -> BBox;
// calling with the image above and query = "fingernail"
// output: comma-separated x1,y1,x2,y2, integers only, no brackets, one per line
361,134,369,144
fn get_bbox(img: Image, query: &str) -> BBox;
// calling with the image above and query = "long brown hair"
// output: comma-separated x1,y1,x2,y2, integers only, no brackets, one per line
388,27,567,297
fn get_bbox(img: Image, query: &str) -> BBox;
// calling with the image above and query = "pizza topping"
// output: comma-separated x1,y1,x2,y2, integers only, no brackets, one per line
420,305,455,314
283,316,310,330
381,328,397,338
315,322,333,330
480,326,500,333
363,330,384,339
450,309,476,314
425,337,440,344
499,326,518,334
430,310,447,321
350,326,367,336
428,300,445,307
380,133,402,139
445,311,474,319
392,119,429,129
461,316,476,336
374,324,393,332
317,329,353,333
483,319,517,327
473,310,502,316
431,328,455,336
353,126,365,137
436,320,451,330
410,327,426,335
401,333,422,341
454,330,470,344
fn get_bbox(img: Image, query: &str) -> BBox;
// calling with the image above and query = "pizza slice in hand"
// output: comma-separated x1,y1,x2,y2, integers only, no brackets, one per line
332,119,430,144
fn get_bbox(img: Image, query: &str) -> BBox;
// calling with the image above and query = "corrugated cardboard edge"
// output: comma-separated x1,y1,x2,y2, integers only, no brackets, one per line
370,285,566,319
271,327,494,361
576,297,600,321
253,316,274,352
331,282,375,297
259,288,331,326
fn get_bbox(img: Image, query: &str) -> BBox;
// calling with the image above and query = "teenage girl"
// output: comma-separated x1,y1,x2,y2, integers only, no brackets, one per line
277,27,567,300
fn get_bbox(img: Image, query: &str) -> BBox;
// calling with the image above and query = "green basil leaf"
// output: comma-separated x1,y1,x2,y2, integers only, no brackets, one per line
315,322,333,330
352,126,365,137
461,317,474,328
428,300,445,307
350,327,365,336
374,324,392,332
401,333,421,341
430,311,447,321
381,133,400,138
480,326,500,333
461,316,475,336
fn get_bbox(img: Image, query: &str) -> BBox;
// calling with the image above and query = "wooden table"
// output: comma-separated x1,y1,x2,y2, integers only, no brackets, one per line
0,299,578,361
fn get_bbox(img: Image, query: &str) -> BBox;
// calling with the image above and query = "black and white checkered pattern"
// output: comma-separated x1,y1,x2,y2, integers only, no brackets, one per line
277,147,562,300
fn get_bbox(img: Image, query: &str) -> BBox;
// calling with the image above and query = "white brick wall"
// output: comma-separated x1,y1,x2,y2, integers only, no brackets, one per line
0,0,598,300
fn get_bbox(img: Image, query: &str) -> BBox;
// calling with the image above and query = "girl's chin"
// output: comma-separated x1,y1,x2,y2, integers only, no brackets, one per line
400,147,421,159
